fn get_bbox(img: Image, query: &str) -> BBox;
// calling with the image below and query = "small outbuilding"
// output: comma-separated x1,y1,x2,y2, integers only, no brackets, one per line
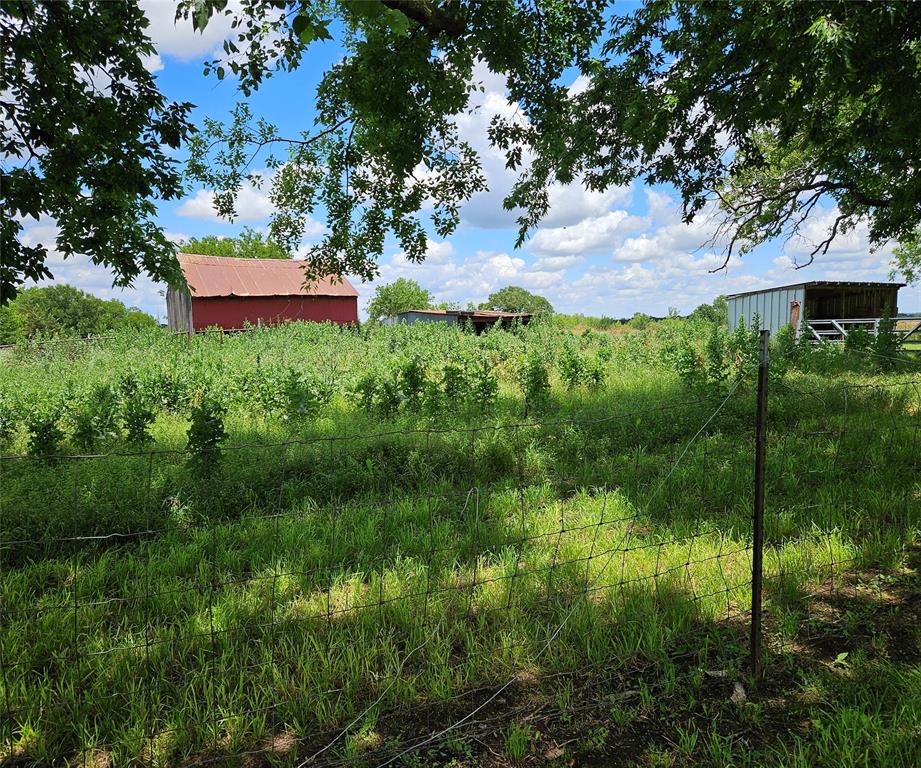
167,254,359,333
726,280,905,340
385,309,532,333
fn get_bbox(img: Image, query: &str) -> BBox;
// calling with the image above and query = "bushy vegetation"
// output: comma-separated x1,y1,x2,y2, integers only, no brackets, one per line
1,317,918,766
179,226,291,259
0,284,157,344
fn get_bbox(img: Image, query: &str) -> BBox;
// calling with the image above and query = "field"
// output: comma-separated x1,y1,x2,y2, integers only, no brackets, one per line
1,319,920,767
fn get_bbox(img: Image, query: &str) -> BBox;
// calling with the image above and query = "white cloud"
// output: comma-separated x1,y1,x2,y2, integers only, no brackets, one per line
141,53,164,73
541,183,632,228
531,210,648,257
455,63,633,236
177,181,274,222
140,0,237,62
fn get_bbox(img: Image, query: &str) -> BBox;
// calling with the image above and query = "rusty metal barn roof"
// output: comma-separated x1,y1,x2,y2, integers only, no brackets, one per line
177,254,359,298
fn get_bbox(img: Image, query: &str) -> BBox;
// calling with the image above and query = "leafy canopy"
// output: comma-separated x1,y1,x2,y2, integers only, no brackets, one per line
689,296,729,325
480,286,553,315
0,1,193,303
185,0,921,284
366,278,433,322
181,227,292,259
6,1,921,306
0,285,158,344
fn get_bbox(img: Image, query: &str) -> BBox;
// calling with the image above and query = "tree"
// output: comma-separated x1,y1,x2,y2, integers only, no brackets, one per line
9,2,921,298
183,1,921,284
366,278,433,322
690,296,729,325
480,286,553,315
891,231,921,286
0,285,157,343
181,228,292,259
1,1,193,304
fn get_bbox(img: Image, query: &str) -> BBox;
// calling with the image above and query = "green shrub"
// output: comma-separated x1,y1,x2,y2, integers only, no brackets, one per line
558,342,587,389
122,396,155,444
469,355,497,412
872,305,903,370
186,397,226,474
520,351,551,413
26,409,64,461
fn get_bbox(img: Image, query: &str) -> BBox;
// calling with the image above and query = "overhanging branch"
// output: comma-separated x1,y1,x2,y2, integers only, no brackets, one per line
381,0,465,37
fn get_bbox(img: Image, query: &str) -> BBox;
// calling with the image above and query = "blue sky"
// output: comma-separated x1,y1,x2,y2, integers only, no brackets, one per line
20,0,921,320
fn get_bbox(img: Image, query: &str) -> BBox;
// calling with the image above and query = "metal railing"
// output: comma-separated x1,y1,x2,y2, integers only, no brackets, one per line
806,316,921,344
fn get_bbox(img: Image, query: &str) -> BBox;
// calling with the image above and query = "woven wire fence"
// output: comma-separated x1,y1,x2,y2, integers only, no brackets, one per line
1,357,919,766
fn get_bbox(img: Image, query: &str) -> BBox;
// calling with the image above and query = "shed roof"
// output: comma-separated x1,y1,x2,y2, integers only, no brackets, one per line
725,280,904,300
399,309,532,320
177,254,358,298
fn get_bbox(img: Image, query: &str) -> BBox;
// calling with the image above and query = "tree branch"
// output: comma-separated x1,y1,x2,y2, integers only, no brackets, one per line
381,0,465,37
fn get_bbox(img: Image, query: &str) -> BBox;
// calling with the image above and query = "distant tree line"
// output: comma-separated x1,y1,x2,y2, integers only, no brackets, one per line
0,285,157,344
179,228,291,260
366,280,555,322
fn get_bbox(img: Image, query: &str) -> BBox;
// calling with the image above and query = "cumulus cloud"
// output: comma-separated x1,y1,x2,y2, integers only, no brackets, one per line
531,210,648,257
140,0,237,62
456,64,632,236
177,177,274,222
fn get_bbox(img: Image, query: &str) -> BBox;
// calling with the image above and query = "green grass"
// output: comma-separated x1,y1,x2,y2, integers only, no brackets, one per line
0,321,919,766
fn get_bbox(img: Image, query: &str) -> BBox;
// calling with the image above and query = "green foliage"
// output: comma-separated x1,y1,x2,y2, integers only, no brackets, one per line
704,325,729,386
181,227,291,259
469,355,498,413
366,278,433,322
441,361,466,403
891,230,921,285
26,410,64,462
627,312,654,331
480,286,553,315
0,396,16,445
122,396,155,445
558,341,587,389
399,354,429,412
844,327,873,353
181,0,921,284
2,315,920,767
691,296,729,326
186,397,227,474
1,0,191,302
872,306,903,371
520,350,551,413
727,315,761,378
0,285,157,344
281,369,330,420
71,385,121,452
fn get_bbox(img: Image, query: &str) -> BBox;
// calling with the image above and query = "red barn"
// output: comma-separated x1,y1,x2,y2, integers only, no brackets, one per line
166,254,359,333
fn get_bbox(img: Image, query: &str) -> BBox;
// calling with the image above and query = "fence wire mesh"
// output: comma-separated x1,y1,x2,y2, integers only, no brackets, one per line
1,354,919,766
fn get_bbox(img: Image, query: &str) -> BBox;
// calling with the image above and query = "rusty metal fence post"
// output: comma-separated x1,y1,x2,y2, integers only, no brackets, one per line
751,329,770,679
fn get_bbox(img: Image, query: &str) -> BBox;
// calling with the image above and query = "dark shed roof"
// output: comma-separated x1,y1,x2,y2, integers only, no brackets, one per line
725,280,904,300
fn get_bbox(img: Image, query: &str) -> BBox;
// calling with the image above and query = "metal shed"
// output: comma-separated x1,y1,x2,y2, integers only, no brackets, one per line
167,254,359,333
726,281,903,337
385,309,532,333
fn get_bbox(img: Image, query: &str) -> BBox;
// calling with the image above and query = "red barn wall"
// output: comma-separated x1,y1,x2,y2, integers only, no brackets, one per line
191,295,358,331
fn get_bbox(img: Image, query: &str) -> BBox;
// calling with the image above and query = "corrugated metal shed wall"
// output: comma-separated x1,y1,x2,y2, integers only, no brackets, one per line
728,285,805,334
396,311,459,326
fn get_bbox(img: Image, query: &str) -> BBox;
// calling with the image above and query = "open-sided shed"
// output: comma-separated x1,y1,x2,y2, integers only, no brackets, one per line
167,254,359,333
726,281,903,337
385,309,532,333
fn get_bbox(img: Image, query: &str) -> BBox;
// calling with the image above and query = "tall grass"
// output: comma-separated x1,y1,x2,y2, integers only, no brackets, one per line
0,321,918,765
